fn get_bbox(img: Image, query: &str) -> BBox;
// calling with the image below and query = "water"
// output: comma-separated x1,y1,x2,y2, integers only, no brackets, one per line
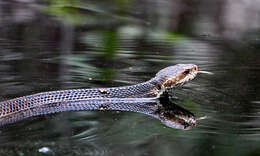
1,0,260,156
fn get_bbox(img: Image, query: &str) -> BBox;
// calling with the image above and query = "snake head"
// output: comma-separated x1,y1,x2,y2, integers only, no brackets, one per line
155,64,198,89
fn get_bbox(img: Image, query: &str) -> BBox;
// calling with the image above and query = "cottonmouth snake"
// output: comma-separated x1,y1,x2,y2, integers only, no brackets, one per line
0,64,199,129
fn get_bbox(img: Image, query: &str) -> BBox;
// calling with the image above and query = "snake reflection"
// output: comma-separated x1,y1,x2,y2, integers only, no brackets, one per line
0,64,204,129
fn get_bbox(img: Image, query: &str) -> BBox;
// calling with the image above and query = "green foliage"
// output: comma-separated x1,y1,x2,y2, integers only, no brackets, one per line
43,0,91,25
102,31,118,58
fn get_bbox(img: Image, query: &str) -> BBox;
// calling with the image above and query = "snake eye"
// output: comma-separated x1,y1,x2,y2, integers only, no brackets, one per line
183,69,190,75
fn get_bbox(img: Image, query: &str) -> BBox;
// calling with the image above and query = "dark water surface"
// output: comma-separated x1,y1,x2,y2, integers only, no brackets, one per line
1,1,260,156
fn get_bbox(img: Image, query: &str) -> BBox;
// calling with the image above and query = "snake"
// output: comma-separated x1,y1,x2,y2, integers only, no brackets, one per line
0,64,199,129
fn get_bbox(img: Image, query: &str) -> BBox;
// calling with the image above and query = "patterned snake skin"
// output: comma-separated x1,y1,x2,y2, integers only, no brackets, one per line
0,64,198,126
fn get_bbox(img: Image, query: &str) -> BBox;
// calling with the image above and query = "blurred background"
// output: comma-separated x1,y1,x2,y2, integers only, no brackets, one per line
0,0,260,156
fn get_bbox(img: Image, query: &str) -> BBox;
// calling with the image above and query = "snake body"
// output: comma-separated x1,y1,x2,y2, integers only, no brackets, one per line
0,64,198,127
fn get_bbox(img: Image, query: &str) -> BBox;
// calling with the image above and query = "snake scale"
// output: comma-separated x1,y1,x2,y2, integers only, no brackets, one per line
0,64,199,128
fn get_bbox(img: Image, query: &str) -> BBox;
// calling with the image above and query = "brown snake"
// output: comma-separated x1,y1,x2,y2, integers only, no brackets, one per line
0,64,200,129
